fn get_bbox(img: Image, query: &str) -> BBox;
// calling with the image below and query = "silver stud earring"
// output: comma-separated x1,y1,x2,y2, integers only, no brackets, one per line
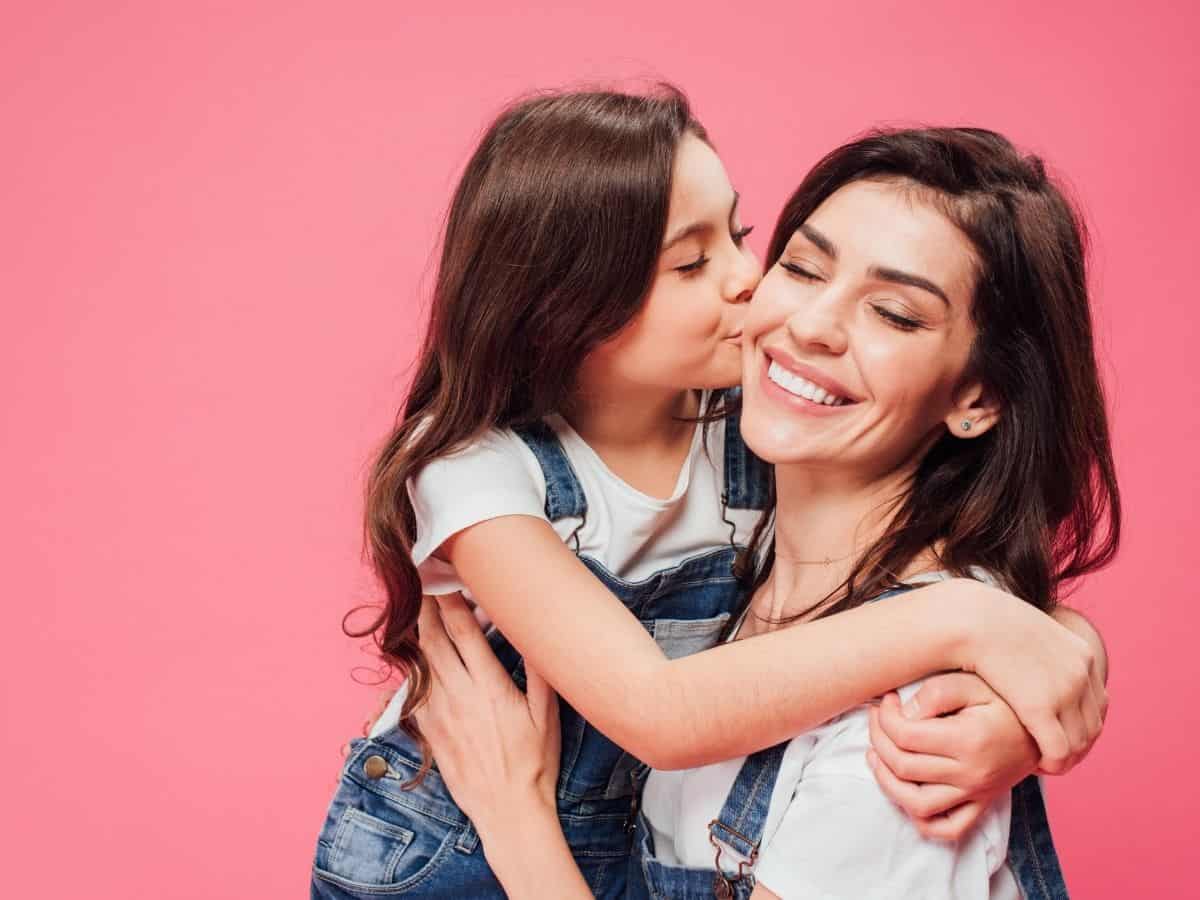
961,420,972,432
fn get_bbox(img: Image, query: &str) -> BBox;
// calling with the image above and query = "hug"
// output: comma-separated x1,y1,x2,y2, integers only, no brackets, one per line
312,86,1117,899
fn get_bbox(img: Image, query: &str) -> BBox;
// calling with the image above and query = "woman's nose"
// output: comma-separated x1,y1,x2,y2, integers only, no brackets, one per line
785,293,848,354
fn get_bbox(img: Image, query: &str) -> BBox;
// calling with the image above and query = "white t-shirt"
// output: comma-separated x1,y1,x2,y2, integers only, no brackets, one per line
641,571,1021,900
369,410,762,738
409,411,760,596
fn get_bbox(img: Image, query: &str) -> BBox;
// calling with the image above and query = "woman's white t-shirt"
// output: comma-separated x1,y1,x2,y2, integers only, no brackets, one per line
369,410,762,737
640,571,1021,900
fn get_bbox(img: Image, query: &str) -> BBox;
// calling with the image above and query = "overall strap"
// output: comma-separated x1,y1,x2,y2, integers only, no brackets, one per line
1008,776,1070,900
721,389,773,512
512,421,588,522
707,742,789,869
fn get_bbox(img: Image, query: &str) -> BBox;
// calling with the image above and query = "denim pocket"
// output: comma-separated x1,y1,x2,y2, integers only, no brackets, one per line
650,613,731,659
312,744,463,895
325,808,414,885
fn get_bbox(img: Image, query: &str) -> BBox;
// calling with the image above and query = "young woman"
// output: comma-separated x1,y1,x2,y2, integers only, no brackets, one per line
409,126,1118,899
311,91,1107,899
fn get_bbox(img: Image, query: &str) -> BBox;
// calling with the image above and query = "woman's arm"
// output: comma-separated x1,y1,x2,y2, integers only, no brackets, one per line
413,598,591,900
443,515,1103,773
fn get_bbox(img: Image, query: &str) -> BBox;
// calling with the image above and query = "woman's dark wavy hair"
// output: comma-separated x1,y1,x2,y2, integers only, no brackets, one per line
740,127,1120,619
352,86,708,765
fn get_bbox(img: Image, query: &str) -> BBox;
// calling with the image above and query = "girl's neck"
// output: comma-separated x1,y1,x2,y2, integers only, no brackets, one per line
745,463,919,636
561,373,700,499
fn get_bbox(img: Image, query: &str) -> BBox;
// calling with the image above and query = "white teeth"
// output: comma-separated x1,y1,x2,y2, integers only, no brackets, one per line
767,360,848,406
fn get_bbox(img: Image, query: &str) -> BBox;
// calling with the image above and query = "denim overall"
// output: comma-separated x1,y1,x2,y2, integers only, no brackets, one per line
311,409,771,899
626,585,1072,900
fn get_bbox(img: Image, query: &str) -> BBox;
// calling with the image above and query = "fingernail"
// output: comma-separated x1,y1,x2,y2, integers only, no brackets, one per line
903,698,920,719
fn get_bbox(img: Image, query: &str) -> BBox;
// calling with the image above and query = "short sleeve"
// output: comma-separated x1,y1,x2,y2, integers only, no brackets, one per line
753,700,1009,900
407,429,549,593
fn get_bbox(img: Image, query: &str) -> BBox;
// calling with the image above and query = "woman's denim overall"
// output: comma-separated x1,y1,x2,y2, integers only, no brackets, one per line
311,409,771,899
626,586,1072,900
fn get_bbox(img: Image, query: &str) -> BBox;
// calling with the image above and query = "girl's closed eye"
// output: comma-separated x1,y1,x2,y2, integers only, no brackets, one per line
732,224,754,245
675,253,709,275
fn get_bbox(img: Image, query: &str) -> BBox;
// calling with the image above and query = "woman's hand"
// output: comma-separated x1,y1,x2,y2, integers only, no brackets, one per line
951,582,1107,775
413,593,561,834
866,672,1038,840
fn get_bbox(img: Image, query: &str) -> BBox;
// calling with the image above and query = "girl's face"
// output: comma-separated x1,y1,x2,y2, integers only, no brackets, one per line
585,134,761,391
740,179,999,479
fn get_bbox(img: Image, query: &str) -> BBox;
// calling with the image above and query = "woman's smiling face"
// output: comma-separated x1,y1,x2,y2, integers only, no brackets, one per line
740,178,998,479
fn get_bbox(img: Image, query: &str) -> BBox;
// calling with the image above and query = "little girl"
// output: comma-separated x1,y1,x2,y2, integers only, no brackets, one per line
311,89,1106,899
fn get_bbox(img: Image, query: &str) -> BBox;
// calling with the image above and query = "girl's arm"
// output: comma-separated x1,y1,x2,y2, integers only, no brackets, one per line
442,515,1103,773
867,608,1109,838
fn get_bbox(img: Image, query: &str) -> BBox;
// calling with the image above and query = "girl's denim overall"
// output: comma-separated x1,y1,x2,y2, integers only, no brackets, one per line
626,586,1072,900
311,409,771,899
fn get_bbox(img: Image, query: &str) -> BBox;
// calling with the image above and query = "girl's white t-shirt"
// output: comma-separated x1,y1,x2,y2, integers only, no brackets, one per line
409,411,760,597
640,571,1022,900
369,410,762,738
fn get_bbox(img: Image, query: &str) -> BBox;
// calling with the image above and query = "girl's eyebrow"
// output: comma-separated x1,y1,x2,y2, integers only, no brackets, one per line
662,192,741,250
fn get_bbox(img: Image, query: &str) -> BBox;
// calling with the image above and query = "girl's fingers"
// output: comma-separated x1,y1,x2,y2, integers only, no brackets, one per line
435,592,510,684
866,748,967,819
1079,687,1104,754
1027,710,1071,775
904,673,991,719
874,692,961,758
914,801,987,842
869,705,960,785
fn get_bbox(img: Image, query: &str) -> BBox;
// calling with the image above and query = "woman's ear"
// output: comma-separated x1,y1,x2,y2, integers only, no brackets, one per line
944,379,1002,439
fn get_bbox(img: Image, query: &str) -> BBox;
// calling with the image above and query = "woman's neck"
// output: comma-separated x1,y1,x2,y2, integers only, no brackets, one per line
746,463,918,635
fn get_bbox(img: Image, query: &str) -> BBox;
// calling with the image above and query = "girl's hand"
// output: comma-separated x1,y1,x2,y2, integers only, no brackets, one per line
866,672,1038,840
413,593,561,834
951,582,1107,775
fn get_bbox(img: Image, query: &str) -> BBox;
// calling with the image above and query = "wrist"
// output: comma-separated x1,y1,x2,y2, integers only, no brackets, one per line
923,578,998,672
477,797,565,891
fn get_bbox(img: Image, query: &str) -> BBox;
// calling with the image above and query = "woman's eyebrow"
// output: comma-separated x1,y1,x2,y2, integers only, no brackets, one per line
799,223,837,258
870,266,950,306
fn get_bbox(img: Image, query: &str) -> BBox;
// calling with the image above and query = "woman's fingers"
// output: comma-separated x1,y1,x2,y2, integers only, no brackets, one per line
524,665,560,737
435,592,511,684
914,801,987,842
904,673,992,719
874,692,961,758
869,705,959,785
418,595,470,692
866,748,967,819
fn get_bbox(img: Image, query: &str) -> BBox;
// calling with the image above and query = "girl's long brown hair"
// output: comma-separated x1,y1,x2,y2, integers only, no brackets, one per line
354,87,707,750
740,128,1120,620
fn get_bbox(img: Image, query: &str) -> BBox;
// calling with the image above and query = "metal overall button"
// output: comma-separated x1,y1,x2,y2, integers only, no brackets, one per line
362,755,391,779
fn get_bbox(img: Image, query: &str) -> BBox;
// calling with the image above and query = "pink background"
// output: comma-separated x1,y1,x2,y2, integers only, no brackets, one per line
3,2,1196,897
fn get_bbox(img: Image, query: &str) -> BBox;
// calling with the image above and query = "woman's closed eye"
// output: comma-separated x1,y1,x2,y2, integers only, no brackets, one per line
779,260,821,280
871,303,926,332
